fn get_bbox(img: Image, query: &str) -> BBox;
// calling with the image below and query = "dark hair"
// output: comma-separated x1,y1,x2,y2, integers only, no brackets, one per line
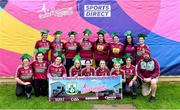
36,52,44,56
100,60,106,63
99,60,106,66
41,32,48,36
123,35,135,52
96,34,106,44
54,56,63,64
22,58,30,62
35,52,44,60
85,59,91,64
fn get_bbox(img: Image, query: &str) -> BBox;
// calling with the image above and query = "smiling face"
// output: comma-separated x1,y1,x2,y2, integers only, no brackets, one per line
143,53,150,61
83,33,89,40
74,60,81,68
98,34,104,42
22,58,30,67
126,57,132,65
36,53,44,61
113,36,119,43
85,60,91,68
126,35,132,44
55,34,61,41
41,33,48,41
139,37,145,45
114,62,121,70
55,56,62,65
99,60,106,69
69,34,75,42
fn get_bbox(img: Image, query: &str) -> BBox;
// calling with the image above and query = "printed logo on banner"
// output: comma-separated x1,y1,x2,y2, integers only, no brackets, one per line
37,3,73,19
66,82,78,95
84,5,111,17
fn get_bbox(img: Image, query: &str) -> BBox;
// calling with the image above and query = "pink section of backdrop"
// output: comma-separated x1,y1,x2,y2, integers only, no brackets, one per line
117,0,180,42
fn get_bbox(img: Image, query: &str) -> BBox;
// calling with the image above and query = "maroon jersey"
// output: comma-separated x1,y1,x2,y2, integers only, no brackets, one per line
95,67,110,76
16,65,33,82
32,61,48,80
50,41,64,61
93,42,109,61
121,65,136,84
64,41,79,59
48,64,66,77
136,58,160,80
80,40,93,59
81,67,95,76
69,66,81,77
35,40,51,61
110,68,125,79
136,44,149,63
124,44,136,59
109,42,124,60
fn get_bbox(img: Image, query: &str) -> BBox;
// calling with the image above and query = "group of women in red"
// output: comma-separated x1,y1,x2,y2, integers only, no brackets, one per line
15,28,150,100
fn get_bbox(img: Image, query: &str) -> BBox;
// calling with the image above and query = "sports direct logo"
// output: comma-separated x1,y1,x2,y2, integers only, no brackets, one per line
84,5,111,17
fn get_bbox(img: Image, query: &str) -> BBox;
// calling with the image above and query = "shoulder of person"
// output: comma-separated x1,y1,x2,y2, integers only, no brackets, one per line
17,64,23,70
91,67,95,70
81,68,86,71
121,65,127,70
69,66,75,70
151,58,159,63
47,40,51,43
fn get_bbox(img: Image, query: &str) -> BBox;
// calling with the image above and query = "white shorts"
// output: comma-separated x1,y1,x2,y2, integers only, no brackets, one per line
142,77,158,96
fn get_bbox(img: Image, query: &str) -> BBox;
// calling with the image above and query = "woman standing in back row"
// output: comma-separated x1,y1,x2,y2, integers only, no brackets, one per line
93,29,109,67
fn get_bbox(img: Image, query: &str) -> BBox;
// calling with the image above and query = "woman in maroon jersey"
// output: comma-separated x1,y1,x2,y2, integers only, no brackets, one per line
34,29,51,62
81,60,95,76
95,60,109,76
48,52,66,78
121,53,138,99
108,32,124,69
136,33,149,64
64,31,80,76
110,58,125,82
32,48,48,97
123,30,136,65
69,55,82,77
79,29,93,67
15,54,33,99
93,29,109,67
50,30,64,63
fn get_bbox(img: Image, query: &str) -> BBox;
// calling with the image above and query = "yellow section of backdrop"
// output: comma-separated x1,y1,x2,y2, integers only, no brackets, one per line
0,10,53,55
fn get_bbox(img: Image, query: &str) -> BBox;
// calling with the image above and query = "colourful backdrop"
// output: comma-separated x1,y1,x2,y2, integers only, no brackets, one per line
0,0,179,77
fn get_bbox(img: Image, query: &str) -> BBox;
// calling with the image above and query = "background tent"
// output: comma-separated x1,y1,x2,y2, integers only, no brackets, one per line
0,0,179,76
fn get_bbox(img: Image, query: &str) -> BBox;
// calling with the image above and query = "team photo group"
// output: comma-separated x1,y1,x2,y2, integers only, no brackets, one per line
15,28,160,103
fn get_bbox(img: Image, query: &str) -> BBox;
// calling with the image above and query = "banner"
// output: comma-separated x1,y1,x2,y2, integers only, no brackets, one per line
0,0,180,76
48,76,122,102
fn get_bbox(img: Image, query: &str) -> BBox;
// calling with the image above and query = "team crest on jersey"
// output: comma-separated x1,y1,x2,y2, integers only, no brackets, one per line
55,48,61,51
137,51,143,56
112,48,120,54
83,46,91,50
52,73,60,77
97,45,104,51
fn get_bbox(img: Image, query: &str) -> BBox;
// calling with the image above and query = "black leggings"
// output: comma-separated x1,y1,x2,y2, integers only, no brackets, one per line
16,84,32,96
107,60,114,70
95,60,100,68
33,79,48,97
65,58,74,77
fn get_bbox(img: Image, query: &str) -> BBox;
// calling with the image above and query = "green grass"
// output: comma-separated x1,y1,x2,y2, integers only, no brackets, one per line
0,82,180,109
